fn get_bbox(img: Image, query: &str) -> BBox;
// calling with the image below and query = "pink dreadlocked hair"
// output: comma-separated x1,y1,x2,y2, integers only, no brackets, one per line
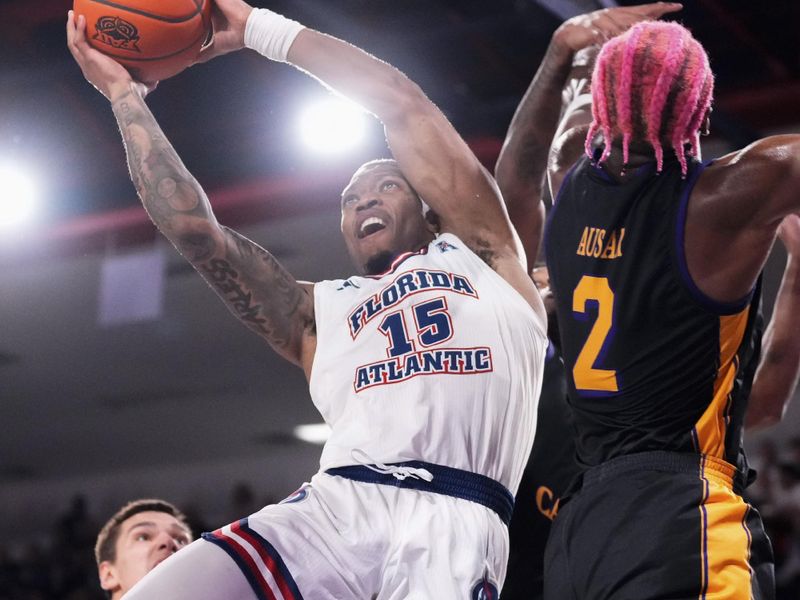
585,21,714,177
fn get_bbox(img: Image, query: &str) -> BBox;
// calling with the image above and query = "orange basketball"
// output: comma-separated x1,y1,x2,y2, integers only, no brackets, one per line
73,0,212,83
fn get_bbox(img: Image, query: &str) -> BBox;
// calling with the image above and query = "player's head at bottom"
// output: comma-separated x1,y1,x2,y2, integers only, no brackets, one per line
95,499,192,600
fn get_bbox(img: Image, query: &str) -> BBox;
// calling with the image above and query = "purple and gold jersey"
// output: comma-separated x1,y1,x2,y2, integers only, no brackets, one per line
544,153,761,472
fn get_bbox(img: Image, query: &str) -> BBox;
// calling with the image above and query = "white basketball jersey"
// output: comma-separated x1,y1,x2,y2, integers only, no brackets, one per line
310,233,546,493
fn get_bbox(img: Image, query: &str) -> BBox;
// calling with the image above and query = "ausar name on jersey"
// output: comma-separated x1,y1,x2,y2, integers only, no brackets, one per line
348,269,478,338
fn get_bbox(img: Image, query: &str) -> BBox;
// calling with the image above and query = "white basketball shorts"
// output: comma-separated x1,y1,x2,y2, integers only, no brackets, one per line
205,466,511,599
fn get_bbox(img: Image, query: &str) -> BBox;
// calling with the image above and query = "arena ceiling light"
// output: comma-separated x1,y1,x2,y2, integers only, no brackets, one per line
298,96,368,155
0,163,39,230
293,422,332,445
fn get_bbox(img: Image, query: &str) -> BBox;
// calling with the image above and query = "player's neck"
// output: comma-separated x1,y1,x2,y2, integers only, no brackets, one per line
599,141,657,182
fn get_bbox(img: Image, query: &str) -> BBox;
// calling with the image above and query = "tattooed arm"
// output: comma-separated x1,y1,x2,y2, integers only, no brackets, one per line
67,11,316,374
497,2,683,244
494,36,576,269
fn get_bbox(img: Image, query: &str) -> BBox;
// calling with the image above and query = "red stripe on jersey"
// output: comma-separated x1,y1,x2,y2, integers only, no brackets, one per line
213,530,279,600
231,521,296,600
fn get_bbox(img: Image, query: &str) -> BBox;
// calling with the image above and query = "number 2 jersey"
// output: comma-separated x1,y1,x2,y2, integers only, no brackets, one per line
310,233,547,494
544,154,761,471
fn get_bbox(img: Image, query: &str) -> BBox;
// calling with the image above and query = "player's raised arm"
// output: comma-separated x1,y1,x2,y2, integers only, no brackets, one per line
495,2,682,224
746,214,800,430
66,11,316,373
495,28,577,268
495,13,612,265
199,0,543,314
285,28,513,263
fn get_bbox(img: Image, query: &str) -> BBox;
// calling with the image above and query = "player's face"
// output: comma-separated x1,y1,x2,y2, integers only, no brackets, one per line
99,511,191,598
341,164,436,275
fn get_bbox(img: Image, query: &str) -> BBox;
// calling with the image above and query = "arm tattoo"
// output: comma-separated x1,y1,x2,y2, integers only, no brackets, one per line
198,228,315,353
507,46,576,183
110,92,315,359
203,258,277,335
177,232,216,262
111,91,211,239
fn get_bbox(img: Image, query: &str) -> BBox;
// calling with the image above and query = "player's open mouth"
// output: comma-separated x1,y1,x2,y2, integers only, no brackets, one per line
358,217,387,239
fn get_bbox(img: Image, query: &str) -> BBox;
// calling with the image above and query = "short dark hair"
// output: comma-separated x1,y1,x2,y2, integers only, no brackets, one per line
94,499,191,566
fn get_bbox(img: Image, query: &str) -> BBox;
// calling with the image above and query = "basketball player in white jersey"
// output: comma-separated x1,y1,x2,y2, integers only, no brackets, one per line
67,0,547,596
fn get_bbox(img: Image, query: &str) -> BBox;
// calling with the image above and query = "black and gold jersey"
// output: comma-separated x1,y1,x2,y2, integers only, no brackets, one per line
544,153,760,471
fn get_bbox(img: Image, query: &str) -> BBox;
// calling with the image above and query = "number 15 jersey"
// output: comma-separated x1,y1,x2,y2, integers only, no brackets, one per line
544,154,760,471
310,233,547,494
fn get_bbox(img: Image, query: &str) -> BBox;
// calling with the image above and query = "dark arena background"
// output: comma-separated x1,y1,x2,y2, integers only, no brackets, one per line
1,1,799,598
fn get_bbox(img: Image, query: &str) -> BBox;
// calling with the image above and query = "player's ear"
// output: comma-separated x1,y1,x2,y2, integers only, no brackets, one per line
98,561,120,592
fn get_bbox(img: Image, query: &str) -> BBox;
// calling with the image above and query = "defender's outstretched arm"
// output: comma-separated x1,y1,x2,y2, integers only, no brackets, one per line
495,3,682,265
747,215,800,430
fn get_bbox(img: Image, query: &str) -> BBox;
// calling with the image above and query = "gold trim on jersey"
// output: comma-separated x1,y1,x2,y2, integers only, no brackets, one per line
697,454,753,599
693,308,750,459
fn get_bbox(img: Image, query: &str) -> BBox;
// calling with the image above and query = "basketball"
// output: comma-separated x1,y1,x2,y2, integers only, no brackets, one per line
72,0,212,83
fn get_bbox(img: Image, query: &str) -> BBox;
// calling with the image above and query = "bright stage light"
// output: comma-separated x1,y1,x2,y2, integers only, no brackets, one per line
0,163,39,230
293,422,332,445
299,97,368,155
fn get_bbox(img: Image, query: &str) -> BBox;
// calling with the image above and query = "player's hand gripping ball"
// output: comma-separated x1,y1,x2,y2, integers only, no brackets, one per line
72,0,212,83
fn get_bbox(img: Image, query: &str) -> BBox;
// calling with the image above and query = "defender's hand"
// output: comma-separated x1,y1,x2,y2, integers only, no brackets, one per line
196,0,254,64
553,2,682,55
66,11,156,101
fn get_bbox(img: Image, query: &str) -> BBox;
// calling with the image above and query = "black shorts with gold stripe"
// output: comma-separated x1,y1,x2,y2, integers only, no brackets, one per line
543,451,774,600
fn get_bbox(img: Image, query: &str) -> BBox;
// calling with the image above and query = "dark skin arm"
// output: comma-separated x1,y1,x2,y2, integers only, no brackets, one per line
496,43,596,268
67,12,316,375
495,37,574,268
497,2,682,266
746,214,800,430
686,136,800,303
